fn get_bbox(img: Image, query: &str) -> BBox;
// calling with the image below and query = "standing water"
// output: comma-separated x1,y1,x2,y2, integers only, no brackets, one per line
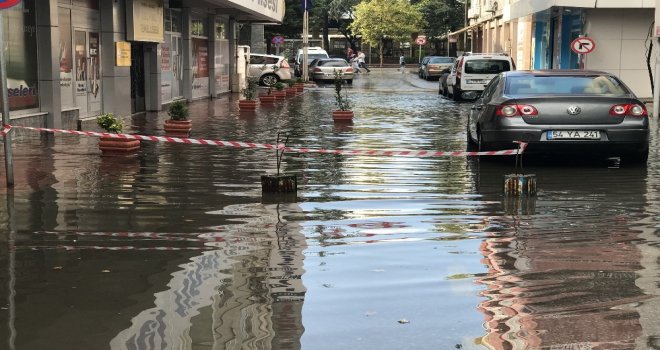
1,70,659,349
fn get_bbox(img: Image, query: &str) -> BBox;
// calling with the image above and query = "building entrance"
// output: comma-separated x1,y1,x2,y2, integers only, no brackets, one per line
130,43,146,114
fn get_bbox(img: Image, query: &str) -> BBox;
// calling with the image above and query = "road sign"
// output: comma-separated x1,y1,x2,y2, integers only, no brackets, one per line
416,36,427,45
571,37,595,54
0,0,21,9
272,36,285,45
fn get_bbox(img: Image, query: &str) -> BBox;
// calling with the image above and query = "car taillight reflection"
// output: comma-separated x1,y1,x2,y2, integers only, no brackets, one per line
609,104,647,117
313,67,322,72
280,60,290,68
496,104,538,117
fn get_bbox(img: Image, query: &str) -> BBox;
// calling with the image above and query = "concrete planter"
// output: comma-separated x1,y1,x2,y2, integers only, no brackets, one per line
164,119,192,137
238,99,258,111
332,110,354,121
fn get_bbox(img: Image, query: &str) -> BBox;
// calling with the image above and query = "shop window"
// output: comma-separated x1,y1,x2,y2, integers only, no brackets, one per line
191,16,206,37
2,0,39,113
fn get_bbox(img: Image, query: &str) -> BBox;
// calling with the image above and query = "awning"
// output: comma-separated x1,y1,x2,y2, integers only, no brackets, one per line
199,0,286,24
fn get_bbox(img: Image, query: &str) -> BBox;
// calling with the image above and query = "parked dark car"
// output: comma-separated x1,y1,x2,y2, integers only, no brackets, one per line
418,56,430,78
308,58,354,84
466,70,649,164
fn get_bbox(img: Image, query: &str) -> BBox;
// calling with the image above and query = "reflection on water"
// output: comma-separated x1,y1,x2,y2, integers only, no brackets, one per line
1,71,660,349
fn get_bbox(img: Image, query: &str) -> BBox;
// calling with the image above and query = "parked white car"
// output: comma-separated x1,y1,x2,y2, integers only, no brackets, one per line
294,47,329,77
248,53,292,86
445,53,514,101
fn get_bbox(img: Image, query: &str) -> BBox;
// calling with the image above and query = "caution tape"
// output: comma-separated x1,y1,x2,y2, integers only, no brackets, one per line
5,124,527,157
0,124,11,137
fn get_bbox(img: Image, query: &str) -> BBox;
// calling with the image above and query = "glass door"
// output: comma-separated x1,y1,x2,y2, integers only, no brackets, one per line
74,30,102,117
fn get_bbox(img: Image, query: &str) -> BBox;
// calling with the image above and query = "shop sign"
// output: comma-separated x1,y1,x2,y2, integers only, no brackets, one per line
128,0,164,42
116,42,131,67
0,0,21,10
224,0,284,22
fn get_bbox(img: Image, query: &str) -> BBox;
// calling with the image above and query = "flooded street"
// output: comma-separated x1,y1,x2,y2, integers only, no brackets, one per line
1,69,660,349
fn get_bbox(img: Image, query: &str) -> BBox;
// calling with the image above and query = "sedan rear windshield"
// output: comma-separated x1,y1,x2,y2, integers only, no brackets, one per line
506,75,630,96
464,59,510,74
429,57,454,64
318,60,349,67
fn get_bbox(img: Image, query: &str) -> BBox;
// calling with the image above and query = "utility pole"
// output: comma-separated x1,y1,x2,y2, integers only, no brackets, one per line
1,10,15,187
302,0,311,82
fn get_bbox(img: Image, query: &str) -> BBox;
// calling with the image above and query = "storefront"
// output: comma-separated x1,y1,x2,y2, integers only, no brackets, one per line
2,0,39,115
3,0,285,129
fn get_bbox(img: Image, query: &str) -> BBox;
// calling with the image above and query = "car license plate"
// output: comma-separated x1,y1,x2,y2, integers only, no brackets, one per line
547,130,600,140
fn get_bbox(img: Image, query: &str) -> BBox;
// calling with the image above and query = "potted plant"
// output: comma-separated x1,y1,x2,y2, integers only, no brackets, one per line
259,82,277,104
164,100,191,136
273,81,287,100
295,77,305,92
332,71,353,121
285,79,297,96
239,77,259,111
96,113,140,156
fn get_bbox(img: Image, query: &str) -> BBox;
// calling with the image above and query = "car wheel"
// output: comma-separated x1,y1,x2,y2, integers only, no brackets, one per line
260,74,280,86
466,124,478,150
452,87,462,101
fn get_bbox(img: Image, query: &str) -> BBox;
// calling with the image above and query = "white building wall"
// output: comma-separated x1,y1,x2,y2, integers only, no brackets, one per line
584,8,657,98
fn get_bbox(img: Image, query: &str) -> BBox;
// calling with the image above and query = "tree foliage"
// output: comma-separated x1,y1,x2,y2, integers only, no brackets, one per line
350,0,426,65
418,0,465,38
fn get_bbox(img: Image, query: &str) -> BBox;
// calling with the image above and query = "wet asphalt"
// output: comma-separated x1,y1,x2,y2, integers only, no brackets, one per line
1,68,659,349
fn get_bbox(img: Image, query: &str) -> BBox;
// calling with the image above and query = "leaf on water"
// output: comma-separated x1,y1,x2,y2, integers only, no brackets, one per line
101,270,111,273
53,266,63,270
446,273,475,280
398,318,410,324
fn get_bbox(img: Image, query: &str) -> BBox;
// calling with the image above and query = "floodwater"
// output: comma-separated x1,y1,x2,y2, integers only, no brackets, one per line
1,69,659,350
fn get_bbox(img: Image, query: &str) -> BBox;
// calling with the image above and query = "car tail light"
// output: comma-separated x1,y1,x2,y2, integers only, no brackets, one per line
345,67,353,73
280,60,290,68
456,58,463,79
313,67,322,73
496,104,538,117
609,103,647,117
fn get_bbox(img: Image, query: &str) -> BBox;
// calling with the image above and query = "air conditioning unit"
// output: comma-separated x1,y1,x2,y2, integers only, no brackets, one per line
486,0,499,13
467,8,479,20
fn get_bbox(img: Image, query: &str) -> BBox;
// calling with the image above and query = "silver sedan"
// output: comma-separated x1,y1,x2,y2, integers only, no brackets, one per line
308,58,354,84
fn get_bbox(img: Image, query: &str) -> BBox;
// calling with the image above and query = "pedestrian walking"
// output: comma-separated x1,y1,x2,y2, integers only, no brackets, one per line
347,47,354,61
399,54,405,72
350,54,361,74
357,51,370,73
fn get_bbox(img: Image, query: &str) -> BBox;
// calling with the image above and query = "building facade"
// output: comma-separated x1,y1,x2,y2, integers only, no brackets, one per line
451,0,657,98
1,0,284,130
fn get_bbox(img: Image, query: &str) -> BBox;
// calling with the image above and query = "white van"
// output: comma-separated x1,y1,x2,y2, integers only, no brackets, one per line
294,47,329,77
445,53,514,101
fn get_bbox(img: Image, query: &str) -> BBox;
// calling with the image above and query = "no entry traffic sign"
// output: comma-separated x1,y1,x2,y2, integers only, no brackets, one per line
571,37,595,54
0,0,21,9
271,35,285,45
416,36,427,45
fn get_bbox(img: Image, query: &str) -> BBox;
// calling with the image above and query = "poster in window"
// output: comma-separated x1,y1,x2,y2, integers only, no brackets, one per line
191,37,209,98
89,32,100,98
75,31,87,96
59,7,74,108
1,0,39,111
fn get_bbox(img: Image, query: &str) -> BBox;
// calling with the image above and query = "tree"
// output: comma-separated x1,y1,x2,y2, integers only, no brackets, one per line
350,0,426,66
418,0,465,39
328,0,361,52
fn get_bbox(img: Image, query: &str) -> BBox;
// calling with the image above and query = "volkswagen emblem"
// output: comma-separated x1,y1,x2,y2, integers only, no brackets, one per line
567,106,581,115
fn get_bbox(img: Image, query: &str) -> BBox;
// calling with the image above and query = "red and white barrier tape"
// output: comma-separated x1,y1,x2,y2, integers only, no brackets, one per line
4,124,527,157
0,124,10,137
